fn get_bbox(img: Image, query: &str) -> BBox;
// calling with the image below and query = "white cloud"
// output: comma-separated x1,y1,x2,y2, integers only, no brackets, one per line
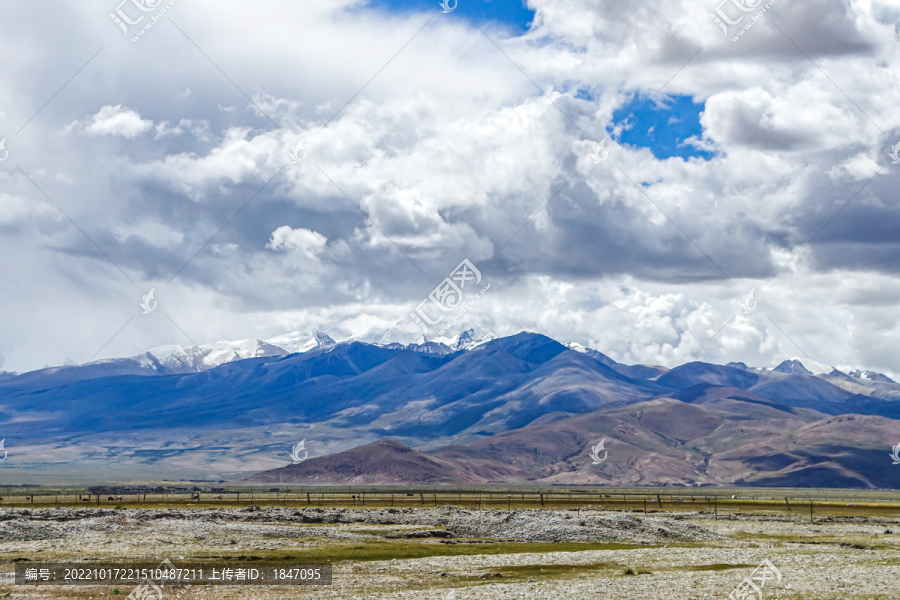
0,0,898,378
70,105,154,138
701,86,866,151
0,192,59,227
267,226,328,256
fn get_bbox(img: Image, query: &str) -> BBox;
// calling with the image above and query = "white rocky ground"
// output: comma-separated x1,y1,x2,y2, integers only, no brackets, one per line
0,507,897,599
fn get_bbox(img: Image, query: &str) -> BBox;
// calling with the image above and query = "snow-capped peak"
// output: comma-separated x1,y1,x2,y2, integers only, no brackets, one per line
772,357,822,375
265,330,335,354
445,328,493,351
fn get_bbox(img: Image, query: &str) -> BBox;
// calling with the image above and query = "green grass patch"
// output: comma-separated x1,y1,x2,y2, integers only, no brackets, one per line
193,539,654,564
684,563,756,572
465,561,622,582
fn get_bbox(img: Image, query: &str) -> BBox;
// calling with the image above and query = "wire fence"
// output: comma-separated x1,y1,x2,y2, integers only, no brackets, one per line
3,487,900,520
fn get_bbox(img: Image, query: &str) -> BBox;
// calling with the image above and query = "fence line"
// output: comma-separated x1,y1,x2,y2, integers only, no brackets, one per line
1,488,899,518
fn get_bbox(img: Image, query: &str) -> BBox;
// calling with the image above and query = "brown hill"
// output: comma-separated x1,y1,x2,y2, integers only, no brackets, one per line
249,439,484,485
436,398,900,488
250,398,900,489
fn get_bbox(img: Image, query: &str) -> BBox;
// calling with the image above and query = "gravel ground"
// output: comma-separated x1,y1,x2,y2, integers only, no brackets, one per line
0,506,716,545
446,509,717,543
1,507,898,599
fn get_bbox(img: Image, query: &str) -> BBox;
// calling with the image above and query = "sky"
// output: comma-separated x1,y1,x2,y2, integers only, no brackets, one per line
0,0,899,377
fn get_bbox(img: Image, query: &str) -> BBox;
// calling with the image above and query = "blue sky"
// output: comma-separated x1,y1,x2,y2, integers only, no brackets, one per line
368,0,535,33
611,95,714,160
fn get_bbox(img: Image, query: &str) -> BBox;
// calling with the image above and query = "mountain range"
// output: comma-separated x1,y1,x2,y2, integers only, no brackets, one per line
1,330,899,488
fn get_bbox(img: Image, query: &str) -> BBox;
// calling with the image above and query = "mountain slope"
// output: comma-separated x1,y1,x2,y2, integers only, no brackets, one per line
653,362,763,390
251,439,483,484
0,334,657,445
277,398,900,488
4,330,900,486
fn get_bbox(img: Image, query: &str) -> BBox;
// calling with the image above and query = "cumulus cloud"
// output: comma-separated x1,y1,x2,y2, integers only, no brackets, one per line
68,105,154,138
266,226,328,256
0,0,898,377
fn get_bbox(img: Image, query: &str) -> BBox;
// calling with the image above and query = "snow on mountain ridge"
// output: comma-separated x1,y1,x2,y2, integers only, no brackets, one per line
144,339,288,372
364,328,494,355
142,345,211,372
565,342,618,367
265,330,336,354
848,369,896,383
203,339,288,365
444,328,494,351
10,324,893,384
772,358,813,375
